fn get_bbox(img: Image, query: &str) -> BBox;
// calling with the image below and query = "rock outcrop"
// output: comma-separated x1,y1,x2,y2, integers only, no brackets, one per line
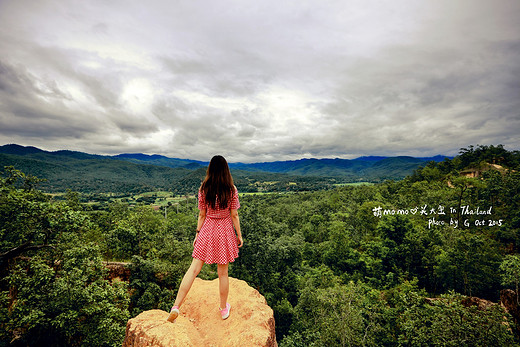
501,289,520,331
123,277,277,347
461,296,495,310
104,261,131,282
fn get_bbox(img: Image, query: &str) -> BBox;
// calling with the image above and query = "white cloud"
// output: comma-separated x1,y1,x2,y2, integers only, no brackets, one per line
0,0,519,162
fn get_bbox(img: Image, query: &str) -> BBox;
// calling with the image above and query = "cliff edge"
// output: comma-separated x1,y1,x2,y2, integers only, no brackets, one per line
122,277,277,347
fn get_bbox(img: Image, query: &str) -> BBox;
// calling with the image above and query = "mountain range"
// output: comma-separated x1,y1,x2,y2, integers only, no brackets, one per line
0,144,451,194
112,151,449,175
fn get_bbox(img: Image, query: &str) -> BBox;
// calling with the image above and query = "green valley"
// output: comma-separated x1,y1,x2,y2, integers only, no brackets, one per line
1,144,520,346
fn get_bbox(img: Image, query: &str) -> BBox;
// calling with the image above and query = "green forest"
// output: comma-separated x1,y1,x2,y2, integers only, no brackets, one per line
1,144,520,346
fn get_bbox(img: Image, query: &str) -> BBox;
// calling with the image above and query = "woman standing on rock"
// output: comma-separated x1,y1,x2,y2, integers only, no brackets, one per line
168,155,243,322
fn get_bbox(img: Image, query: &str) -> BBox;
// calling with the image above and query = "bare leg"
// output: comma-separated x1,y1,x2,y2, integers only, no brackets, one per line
174,258,204,307
217,263,229,309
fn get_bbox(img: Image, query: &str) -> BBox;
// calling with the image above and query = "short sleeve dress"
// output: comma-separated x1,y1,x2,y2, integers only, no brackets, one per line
192,187,240,264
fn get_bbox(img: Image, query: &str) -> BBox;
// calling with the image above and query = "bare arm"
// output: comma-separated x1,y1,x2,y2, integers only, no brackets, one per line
231,209,243,247
194,209,206,247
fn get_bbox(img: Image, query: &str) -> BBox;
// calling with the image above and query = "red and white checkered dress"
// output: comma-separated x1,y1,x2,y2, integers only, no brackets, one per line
192,187,240,264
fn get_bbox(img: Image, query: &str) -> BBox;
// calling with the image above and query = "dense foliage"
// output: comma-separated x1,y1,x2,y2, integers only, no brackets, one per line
1,144,520,346
0,168,129,346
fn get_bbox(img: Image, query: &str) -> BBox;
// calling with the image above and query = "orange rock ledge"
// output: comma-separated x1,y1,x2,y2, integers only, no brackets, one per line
122,277,277,347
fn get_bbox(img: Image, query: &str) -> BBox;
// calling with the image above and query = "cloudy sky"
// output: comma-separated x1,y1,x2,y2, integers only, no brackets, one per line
0,0,519,162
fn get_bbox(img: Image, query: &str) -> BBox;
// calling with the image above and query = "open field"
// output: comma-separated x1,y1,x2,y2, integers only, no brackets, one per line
333,182,374,186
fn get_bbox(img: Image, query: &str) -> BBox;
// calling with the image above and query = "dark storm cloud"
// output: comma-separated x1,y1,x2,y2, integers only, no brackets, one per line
0,60,95,137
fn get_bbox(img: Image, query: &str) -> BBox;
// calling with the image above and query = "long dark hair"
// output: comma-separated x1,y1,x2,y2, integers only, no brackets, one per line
200,155,234,209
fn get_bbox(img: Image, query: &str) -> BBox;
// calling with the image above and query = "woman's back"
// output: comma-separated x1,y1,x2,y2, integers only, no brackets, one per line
198,187,239,219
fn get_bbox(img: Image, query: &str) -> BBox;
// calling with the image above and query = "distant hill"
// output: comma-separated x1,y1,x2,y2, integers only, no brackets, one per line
111,152,451,179
358,156,427,180
113,153,207,169
0,144,191,194
0,144,452,193
228,155,450,178
0,145,332,193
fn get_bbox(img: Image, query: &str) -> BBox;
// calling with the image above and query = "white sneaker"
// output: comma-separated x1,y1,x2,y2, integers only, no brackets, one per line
167,306,179,322
220,303,231,320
